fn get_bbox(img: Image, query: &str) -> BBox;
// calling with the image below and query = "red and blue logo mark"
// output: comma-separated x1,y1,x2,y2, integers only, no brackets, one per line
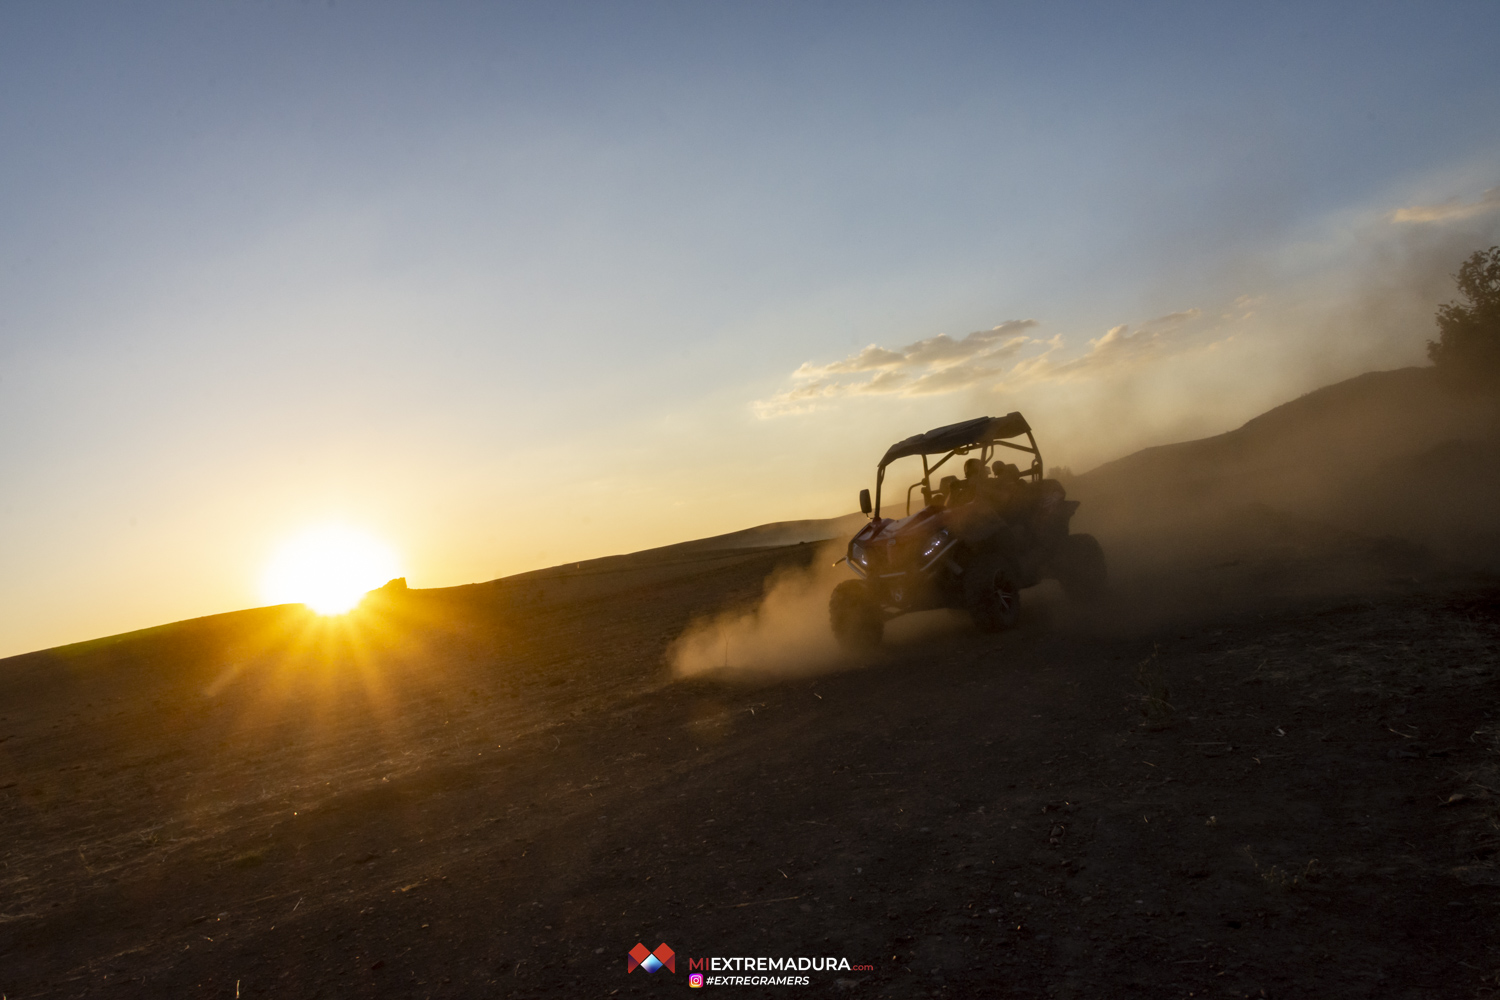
628,942,676,974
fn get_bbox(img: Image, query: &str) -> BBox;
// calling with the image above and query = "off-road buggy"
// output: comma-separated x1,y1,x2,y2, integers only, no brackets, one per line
830,413,1105,649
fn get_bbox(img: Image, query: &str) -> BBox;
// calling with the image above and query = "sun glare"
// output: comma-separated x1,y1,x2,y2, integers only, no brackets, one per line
262,525,401,615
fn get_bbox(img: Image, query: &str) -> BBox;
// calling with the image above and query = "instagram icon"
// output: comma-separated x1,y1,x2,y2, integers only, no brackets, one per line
689,972,705,988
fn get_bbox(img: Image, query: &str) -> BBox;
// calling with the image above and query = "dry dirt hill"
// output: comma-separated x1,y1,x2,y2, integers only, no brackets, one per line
3,368,1500,999
1070,365,1500,570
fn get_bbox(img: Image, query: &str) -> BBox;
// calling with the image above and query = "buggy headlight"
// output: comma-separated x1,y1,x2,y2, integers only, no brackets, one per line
921,529,950,558
850,542,869,567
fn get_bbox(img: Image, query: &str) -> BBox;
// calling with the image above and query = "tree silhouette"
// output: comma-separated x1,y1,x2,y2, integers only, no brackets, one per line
1428,246,1500,387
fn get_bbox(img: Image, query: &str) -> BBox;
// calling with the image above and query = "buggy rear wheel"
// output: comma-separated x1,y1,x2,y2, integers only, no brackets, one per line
964,553,1021,632
829,579,883,651
1056,533,1107,603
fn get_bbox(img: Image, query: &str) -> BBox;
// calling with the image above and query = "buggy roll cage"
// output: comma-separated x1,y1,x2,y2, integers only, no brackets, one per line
872,412,1042,518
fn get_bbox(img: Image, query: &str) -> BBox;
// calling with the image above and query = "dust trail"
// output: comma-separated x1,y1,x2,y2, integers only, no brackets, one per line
669,541,855,679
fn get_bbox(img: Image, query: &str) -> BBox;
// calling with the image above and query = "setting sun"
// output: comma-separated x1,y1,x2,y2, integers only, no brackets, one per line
261,525,401,615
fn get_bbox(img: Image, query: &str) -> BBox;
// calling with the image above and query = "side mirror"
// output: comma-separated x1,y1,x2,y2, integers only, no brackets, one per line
859,489,872,516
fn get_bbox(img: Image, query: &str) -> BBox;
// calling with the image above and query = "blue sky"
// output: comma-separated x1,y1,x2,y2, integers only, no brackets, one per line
3,2,1499,655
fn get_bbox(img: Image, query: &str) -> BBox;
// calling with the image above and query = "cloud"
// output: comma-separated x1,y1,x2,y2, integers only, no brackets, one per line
1065,309,1202,368
1391,187,1500,224
754,310,1221,417
1140,308,1202,330
789,319,1038,379
997,320,1167,387
800,344,906,375
755,320,1039,416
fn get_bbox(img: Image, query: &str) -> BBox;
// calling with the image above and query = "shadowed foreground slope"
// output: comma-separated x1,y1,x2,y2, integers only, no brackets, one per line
3,525,1500,998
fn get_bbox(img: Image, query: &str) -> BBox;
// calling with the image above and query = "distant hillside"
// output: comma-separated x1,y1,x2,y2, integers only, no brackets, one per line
614,513,866,559
1079,367,1486,492
1071,365,1500,561
466,513,864,609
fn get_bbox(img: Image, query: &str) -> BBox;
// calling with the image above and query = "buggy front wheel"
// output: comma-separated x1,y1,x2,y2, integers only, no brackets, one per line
964,553,1022,632
1056,533,1107,603
829,580,883,652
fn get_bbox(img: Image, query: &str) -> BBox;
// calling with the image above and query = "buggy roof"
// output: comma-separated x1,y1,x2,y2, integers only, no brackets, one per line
878,413,1031,469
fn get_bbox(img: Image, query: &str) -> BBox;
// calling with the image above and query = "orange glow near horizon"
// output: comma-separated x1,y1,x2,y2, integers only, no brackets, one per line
261,524,401,615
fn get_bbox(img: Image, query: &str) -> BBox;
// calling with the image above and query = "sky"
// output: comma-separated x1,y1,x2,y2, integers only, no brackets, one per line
3,1,1500,657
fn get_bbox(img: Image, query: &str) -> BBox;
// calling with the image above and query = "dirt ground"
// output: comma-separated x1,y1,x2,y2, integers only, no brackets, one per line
3,514,1500,999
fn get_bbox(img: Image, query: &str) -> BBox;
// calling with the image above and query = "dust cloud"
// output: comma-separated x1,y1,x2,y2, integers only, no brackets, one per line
669,541,856,679
967,211,1500,478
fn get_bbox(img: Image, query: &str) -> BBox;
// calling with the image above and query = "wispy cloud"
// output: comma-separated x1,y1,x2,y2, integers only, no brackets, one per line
790,319,1039,378
1048,308,1203,374
754,320,1038,416
1391,187,1500,224
754,309,1216,417
980,308,1212,390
